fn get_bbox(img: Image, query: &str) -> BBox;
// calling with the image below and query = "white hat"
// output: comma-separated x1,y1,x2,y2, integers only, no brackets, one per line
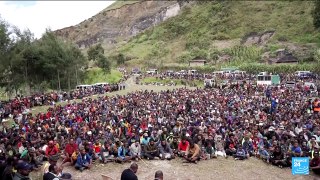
87,131,92,135
268,126,275,131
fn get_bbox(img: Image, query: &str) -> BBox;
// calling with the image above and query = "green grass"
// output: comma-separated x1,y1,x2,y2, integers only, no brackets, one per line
105,0,140,11
84,68,123,84
115,1,320,66
141,77,203,87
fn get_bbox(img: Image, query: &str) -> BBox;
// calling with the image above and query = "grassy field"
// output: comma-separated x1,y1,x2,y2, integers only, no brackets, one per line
141,77,204,87
83,68,123,85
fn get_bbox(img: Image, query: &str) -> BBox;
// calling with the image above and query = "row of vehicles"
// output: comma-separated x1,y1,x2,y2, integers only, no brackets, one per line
204,68,318,89
76,82,109,90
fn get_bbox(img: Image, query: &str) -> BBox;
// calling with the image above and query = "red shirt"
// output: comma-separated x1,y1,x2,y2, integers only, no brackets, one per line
46,146,59,156
178,141,189,151
311,158,320,167
64,143,78,155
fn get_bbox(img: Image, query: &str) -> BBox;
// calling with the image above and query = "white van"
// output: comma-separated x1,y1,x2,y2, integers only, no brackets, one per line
295,71,311,76
146,69,158,75
76,85,92,90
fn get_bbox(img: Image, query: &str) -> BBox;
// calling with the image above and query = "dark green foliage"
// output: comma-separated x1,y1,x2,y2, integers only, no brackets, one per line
87,43,104,61
0,17,88,93
313,0,320,29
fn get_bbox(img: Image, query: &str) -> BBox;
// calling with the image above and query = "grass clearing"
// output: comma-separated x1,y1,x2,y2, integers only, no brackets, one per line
83,68,123,85
141,77,204,87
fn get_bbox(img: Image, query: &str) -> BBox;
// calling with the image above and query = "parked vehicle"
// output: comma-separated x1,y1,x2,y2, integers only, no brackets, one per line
256,72,280,85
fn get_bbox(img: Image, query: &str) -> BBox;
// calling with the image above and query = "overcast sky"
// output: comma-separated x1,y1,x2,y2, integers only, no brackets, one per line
0,1,115,39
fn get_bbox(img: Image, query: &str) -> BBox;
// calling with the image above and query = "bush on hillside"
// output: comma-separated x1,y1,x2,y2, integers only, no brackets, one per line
313,0,320,29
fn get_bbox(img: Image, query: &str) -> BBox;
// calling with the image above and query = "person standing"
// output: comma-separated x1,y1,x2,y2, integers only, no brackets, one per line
120,163,138,180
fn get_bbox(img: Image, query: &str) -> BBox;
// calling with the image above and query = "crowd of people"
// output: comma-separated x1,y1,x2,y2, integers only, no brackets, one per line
0,71,320,179
0,81,128,124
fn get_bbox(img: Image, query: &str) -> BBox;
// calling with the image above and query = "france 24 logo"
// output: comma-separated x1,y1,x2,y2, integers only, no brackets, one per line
292,157,309,175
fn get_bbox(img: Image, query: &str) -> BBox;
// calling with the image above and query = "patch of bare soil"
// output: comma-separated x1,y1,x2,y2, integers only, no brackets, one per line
31,157,317,180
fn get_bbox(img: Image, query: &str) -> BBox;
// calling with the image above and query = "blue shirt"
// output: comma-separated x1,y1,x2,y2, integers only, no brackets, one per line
76,153,91,166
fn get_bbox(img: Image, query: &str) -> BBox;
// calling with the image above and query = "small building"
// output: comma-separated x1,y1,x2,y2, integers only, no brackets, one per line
189,58,207,67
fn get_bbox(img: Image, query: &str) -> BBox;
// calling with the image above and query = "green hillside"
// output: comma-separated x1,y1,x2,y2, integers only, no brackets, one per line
114,1,320,70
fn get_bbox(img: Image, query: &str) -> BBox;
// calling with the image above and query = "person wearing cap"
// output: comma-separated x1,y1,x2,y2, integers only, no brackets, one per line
13,161,32,180
143,138,159,160
310,150,320,174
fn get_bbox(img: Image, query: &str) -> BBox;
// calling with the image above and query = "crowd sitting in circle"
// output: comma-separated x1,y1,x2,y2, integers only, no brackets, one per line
0,73,320,179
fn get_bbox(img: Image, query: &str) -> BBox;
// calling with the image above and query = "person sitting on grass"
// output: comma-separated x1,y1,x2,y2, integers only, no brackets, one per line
61,139,78,167
117,141,132,163
143,138,159,160
158,140,174,160
204,142,216,159
129,139,142,161
170,137,179,156
215,135,226,158
178,136,189,157
310,150,320,175
184,141,200,164
270,146,288,168
99,141,114,163
242,136,254,157
234,144,248,160
75,148,92,172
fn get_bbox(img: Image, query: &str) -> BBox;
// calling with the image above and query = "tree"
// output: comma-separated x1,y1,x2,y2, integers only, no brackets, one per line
87,43,104,61
97,54,111,74
0,16,88,94
116,53,125,65
313,0,320,29
208,49,220,64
